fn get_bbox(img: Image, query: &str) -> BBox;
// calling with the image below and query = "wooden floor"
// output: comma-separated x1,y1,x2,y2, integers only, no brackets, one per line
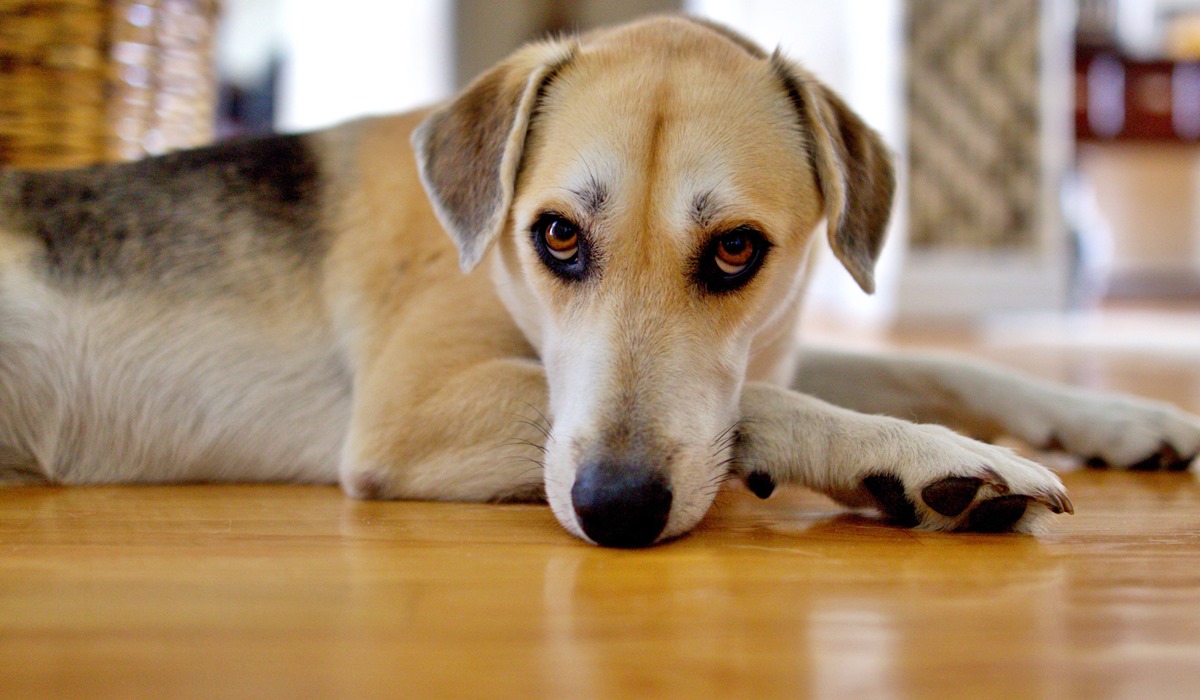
3,312,1200,699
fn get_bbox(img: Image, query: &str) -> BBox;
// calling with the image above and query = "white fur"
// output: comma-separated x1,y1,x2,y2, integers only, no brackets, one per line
0,273,350,484
739,383,1070,533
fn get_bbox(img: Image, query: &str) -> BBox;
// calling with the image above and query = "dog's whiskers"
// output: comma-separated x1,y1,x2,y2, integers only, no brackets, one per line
503,406,553,441
497,458,547,498
497,438,546,454
509,417,552,442
506,455,545,468
710,421,739,449
709,422,742,460
710,456,740,473
520,401,553,431
706,468,736,485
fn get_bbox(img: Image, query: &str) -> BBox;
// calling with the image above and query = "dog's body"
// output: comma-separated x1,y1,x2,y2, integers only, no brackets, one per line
1,17,1197,546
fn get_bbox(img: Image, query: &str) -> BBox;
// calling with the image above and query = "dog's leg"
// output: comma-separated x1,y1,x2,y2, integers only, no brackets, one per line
338,355,552,503
793,349,1200,471
736,382,1072,532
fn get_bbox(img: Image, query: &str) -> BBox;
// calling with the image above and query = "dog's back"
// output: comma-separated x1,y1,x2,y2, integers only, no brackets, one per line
1,136,329,288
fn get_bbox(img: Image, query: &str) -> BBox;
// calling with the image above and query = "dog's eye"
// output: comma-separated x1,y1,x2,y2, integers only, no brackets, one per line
542,217,579,260
714,233,755,274
697,228,769,293
531,213,589,281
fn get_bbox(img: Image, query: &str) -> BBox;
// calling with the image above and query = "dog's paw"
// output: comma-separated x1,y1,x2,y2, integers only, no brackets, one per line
858,430,1073,533
740,424,1072,533
855,467,1071,533
1036,393,1200,472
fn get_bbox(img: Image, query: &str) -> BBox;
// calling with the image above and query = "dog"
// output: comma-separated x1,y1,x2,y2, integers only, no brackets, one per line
1,16,1197,547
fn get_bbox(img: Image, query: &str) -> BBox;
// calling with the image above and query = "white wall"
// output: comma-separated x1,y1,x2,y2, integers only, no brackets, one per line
277,0,453,132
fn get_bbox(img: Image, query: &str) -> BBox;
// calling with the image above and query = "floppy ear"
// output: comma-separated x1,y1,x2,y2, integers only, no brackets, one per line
772,56,896,294
412,40,576,271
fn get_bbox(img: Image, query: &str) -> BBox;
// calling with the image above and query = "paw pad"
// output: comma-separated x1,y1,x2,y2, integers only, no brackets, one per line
1091,443,1195,471
920,476,983,517
959,495,1029,533
745,471,776,499
862,474,918,527
1169,454,1196,472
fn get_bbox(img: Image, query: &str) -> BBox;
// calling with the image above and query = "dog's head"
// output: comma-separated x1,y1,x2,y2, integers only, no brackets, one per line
413,16,894,546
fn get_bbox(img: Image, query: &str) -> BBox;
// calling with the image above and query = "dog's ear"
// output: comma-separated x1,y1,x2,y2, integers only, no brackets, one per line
412,40,576,272
773,56,896,294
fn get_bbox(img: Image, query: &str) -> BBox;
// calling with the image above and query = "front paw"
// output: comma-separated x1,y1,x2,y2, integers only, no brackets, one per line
740,425,1073,533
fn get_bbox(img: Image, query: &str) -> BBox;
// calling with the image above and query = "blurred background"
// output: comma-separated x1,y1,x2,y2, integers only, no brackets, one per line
3,0,1200,339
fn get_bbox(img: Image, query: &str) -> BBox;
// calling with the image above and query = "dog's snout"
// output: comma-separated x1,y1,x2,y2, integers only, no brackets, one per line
571,461,673,548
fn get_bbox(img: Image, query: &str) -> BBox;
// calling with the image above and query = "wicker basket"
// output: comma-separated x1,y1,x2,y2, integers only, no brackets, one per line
0,0,220,170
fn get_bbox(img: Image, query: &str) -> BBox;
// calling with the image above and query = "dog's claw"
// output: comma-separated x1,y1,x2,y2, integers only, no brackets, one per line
863,474,918,527
745,471,776,499
1036,489,1074,515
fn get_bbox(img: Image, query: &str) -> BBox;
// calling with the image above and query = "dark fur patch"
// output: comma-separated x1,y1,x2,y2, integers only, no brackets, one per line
571,176,609,218
3,135,326,286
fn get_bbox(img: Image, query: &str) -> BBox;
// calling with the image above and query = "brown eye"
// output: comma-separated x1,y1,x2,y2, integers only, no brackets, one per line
543,218,579,260
695,227,770,294
532,213,590,282
714,233,755,274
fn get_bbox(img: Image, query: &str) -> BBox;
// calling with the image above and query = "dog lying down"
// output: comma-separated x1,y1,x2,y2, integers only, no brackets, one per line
1,17,1198,547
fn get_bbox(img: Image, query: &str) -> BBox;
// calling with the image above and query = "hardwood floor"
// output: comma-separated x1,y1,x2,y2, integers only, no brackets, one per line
2,312,1199,699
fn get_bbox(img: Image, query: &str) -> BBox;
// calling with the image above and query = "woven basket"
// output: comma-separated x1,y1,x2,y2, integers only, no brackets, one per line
0,0,220,170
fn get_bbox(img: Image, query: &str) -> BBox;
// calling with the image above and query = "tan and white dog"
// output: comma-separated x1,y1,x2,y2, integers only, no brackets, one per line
1,17,1197,546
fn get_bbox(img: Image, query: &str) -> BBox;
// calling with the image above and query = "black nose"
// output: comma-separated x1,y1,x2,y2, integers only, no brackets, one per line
571,461,673,548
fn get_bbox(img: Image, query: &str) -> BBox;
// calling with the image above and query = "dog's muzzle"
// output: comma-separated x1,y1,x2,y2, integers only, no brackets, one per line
571,461,673,548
